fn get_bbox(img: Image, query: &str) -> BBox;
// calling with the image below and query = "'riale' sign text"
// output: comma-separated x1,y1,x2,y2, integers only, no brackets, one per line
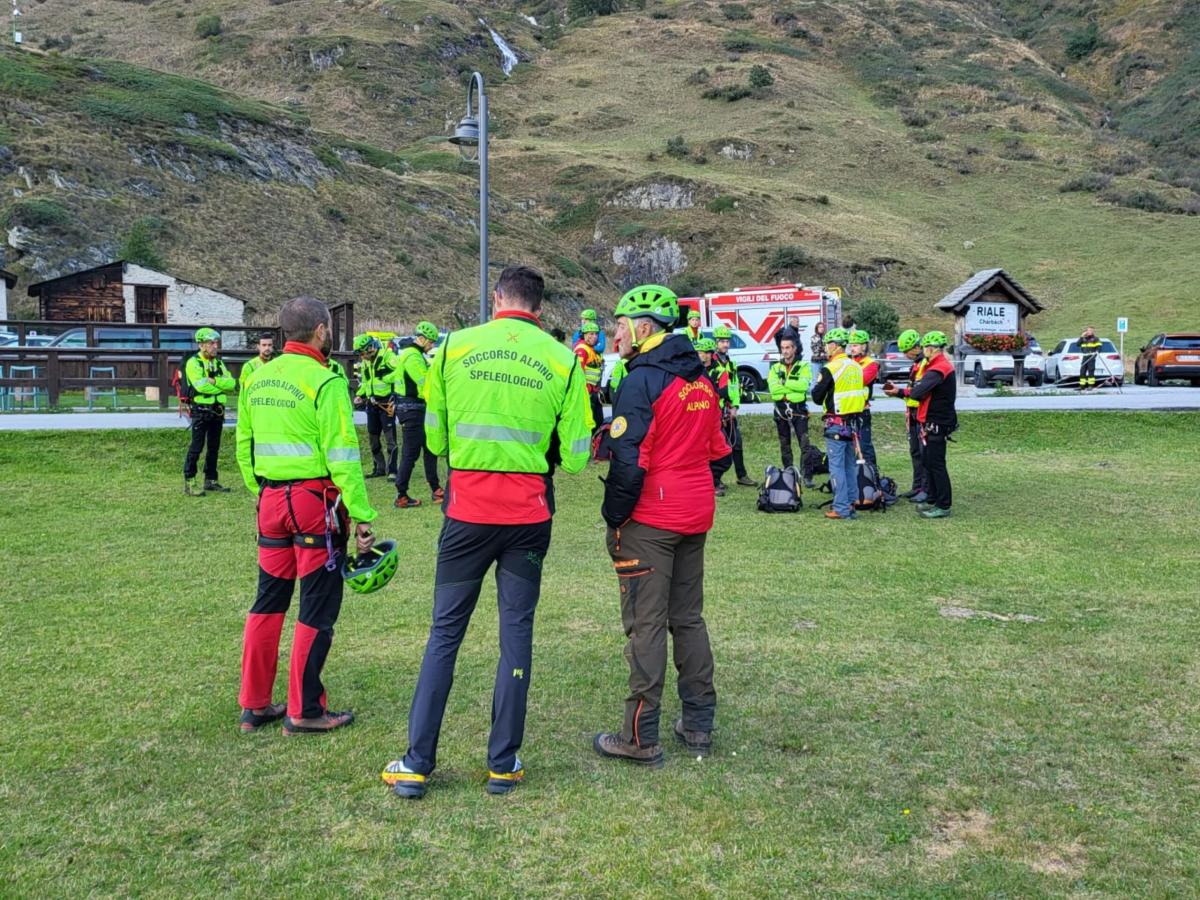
964,301,1018,334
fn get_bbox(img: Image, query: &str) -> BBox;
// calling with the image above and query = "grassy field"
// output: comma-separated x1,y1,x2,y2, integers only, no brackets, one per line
2,412,1199,896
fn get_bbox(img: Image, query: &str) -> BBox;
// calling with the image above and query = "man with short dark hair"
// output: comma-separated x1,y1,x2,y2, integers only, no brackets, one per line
240,333,276,390
235,296,376,735
773,315,801,353
382,265,592,799
768,335,814,485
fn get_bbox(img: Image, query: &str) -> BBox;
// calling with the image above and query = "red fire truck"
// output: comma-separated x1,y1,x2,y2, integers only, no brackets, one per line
679,284,843,349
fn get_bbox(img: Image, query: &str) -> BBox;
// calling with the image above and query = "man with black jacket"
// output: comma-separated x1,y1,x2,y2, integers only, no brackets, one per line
773,315,801,354
593,285,729,767
884,330,957,518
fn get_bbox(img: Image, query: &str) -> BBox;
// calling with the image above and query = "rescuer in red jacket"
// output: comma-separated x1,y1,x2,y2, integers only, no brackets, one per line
592,285,730,767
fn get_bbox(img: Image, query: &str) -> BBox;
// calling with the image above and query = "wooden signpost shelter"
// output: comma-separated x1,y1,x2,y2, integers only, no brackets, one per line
936,268,1044,385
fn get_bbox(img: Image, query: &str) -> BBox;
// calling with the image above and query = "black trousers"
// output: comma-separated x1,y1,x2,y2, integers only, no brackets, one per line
922,430,952,510
396,405,440,497
1079,355,1097,387
365,401,397,474
184,408,223,479
725,416,748,478
589,392,605,432
404,517,552,776
774,406,811,470
907,414,928,493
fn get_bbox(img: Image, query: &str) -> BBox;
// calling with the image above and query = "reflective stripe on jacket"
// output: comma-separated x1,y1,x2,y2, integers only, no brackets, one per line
394,345,429,400
715,353,740,406
354,351,398,398
574,341,604,391
768,359,812,403
906,358,926,408
236,345,377,523
827,354,867,416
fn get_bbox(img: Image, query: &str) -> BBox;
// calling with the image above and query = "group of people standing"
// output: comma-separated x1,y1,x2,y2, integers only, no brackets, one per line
230,274,724,798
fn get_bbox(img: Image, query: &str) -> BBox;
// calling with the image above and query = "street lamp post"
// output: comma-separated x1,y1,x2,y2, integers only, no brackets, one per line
448,72,489,324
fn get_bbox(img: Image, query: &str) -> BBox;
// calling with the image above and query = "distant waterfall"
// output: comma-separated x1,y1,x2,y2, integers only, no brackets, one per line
479,18,519,76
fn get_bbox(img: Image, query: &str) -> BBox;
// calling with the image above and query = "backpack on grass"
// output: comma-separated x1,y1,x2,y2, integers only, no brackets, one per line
854,459,888,512
802,445,828,478
757,465,802,513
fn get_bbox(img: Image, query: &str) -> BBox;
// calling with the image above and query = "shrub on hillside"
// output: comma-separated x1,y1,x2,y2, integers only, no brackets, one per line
1064,23,1101,62
1,198,70,229
1103,189,1172,213
702,85,753,102
1059,172,1111,193
720,3,752,21
195,15,223,39
119,217,166,270
685,68,711,85
848,298,900,344
748,65,774,89
665,136,689,158
567,0,621,17
768,245,809,279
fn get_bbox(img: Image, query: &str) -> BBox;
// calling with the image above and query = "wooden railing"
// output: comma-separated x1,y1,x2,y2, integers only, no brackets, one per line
0,346,358,410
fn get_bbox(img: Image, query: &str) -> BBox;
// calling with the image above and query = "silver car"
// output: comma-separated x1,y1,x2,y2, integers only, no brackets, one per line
600,327,771,402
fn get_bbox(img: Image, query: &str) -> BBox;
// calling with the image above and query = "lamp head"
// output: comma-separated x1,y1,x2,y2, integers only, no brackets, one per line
449,114,481,160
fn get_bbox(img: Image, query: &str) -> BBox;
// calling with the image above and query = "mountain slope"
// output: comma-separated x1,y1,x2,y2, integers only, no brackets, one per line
5,0,1199,340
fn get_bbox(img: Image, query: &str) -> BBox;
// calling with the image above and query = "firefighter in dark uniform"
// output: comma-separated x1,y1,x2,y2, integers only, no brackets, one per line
593,285,729,767
352,334,399,478
1078,326,1102,390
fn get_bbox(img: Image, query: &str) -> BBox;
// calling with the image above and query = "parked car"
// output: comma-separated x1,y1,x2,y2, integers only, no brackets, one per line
1044,337,1123,386
878,341,914,381
19,334,57,348
960,337,1046,388
600,327,770,402
1133,333,1200,386
48,326,196,350
0,331,18,347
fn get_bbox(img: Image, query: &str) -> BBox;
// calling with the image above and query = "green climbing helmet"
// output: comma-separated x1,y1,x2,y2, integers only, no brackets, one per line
353,334,380,353
343,540,399,595
897,328,921,352
712,325,732,339
687,308,701,321
921,330,949,348
415,321,438,342
825,327,850,345
613,284,680,327
850,329,870,345
580,321,600,334
195,327,220,343
694,337,717,352
580,308,597,321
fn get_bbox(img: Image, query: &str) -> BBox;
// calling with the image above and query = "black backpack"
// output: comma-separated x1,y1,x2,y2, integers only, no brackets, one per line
802,444,828,478
854,459,888,512
758,465,803,512
879,475,900,507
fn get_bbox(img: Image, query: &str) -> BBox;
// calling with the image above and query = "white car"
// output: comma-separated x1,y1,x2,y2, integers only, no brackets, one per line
961,337,1046,388
1044,337,1124,386
599,327,772,401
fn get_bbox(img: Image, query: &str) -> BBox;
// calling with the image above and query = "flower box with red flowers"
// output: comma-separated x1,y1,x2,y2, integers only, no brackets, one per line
964,333,1028,354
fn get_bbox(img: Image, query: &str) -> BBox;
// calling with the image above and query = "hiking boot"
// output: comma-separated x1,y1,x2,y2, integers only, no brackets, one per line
592,732,664,768
899,488,919,499
673,719,712,758
204,480,231,493
282,710,354,735
907,491,928,504
735,475,757,487
431,487,445,502
394,495,422,509
381,759,427,799
184,477,205,496
239,702,286,732
365,470,387,479
921,507,952,519
916,502,934,512
486,757,525,795
714,484,727,497
824,509,856,520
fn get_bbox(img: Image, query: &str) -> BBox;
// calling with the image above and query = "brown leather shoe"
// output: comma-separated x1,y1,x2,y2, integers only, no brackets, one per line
592,732,664,767
431,487,445,502
394,495,422,509
673,719,712,757
239,702,286,732
282,710,354,735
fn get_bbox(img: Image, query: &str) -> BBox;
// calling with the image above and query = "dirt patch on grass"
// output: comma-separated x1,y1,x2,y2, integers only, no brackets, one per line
926,809,997,861
1028,840,1086,877
939,605,1044,623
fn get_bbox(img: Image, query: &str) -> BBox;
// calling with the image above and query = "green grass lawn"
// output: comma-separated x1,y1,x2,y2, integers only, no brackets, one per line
2,412,1198,896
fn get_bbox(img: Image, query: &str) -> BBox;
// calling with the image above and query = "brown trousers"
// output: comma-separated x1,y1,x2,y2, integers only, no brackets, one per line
606,522,717,747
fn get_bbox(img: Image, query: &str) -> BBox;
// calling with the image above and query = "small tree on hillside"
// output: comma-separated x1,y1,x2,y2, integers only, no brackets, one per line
768,245,809,280
848,297,900,345
120,218,166,270
567,0,622,18
748,65,774,90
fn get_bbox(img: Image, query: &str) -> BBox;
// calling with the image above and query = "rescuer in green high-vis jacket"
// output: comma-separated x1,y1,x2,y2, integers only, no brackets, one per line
381,265,591,800
352,335,399,478
183,327,237,496
235,296,377,737
393,321,443,509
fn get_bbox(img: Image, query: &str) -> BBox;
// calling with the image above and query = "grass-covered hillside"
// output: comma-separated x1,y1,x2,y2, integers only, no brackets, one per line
4,0,1198,338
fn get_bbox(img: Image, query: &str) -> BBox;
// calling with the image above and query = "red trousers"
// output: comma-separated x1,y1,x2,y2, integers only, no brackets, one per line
238,479,348,719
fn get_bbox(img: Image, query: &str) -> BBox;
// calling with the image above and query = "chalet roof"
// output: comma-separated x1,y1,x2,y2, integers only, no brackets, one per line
936,268,1044,315
0,269,16,290
27,260,243,304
